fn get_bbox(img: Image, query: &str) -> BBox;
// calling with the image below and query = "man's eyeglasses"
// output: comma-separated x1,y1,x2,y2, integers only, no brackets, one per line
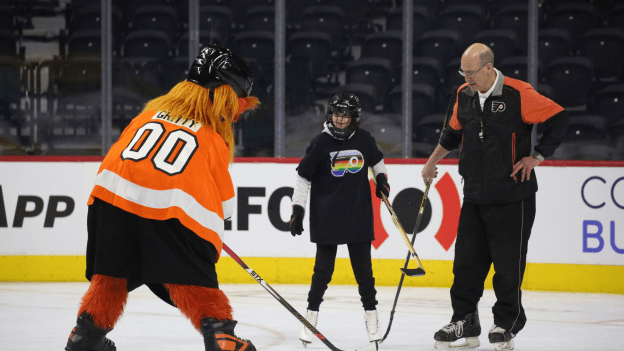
458,63,488,77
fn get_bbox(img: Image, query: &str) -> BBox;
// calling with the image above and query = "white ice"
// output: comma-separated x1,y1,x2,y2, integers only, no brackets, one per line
1,282,623,350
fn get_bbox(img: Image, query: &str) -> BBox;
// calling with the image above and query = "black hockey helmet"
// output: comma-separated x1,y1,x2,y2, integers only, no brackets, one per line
187,44,253,98
326,92,361,138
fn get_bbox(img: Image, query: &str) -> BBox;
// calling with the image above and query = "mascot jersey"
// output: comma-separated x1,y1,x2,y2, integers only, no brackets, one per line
297,128,383,245
88,109,234,259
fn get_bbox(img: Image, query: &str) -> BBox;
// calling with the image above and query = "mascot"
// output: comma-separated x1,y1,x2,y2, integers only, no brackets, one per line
64,45,260,351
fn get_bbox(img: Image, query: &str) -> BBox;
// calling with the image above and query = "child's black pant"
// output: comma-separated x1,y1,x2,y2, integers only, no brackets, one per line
307,241,377,311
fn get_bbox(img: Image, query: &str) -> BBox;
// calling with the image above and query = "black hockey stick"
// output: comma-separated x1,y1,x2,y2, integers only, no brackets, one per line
222,244,378,351
368,168,425,277
379,183,430,343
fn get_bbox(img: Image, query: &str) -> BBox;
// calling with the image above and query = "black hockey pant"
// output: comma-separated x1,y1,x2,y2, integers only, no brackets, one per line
450,195,535,335
307,242,378,311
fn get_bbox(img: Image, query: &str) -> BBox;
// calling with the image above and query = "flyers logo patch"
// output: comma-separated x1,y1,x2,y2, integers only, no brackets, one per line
492,101,506,112
329,150,364,177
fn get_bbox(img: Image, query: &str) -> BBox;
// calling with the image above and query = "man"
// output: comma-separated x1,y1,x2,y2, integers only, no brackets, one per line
64,45,260,351
422,43,567,350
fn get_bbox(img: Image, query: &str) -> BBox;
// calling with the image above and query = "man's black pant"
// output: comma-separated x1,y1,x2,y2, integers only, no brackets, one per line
307,241,377,311
450,194,535,335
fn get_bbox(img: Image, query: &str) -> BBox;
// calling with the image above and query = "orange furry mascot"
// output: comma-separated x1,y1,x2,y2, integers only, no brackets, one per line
65,45,259,351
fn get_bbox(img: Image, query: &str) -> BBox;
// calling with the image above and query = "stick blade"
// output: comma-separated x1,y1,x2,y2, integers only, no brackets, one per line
400,267,426,277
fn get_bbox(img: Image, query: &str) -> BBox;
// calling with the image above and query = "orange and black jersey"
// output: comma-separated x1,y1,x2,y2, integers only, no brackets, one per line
439,74,567,204
88,110,235,259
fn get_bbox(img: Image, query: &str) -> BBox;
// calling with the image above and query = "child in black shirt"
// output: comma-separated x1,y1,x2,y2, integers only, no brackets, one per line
289,92,391,346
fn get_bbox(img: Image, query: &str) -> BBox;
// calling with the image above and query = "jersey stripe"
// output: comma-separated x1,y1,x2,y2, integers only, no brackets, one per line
94,169,225,241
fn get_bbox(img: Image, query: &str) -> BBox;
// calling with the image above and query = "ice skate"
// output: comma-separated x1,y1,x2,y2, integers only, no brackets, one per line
433,311,481,349
364,310,382,343
201,318,257,351
488,324,515,350
299,309,319,348
65,312,116,351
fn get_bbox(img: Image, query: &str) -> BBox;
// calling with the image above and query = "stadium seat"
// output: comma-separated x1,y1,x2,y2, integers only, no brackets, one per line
393,57,442,88
362,31,403,67
498,56,541,82
122,30,172,63
199,6,233,44
386,6,431,41
345,58,393,104
608,3,624,32
232,31,275,67
0,5,13,31
66,30,102,59
547,3,597,52
538,28,572,68
496,5,528,51
243,5,275,32
545,56,593,108
67,5,122,34
471,29,518,63
580,28,624,80
177,31,225,58
385,83,437,119
416,30,463,69
131,5,178,39
413,113,446,145
444,58,466,96
438,5,487,48
300,6,346,44
287,31,333,79
562,114,606,142
593,83,624,130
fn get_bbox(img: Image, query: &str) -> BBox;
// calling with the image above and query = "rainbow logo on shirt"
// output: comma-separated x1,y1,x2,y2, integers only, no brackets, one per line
329,150,364,177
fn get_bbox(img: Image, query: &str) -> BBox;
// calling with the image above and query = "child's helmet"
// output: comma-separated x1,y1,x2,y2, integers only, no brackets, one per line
187,44,253,98
326,92,361,138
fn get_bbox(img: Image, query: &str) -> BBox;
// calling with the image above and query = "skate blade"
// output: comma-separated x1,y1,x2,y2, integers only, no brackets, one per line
401,267,426,277
434,337,480,349
355,341,378,351
493,339,514,350
300,339,311,348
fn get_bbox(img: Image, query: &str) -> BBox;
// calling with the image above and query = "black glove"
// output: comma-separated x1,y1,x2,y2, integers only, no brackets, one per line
290,205,305,236
375,173,390,199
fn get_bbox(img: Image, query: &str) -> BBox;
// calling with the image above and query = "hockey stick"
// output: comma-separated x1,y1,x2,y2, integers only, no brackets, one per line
222,244,378,351
368,168,425,277
379,183,430,343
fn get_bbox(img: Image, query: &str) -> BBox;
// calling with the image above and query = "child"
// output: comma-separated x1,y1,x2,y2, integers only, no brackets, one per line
289,92,390,346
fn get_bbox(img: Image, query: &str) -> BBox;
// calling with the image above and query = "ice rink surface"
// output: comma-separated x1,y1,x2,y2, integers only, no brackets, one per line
1,282,623,351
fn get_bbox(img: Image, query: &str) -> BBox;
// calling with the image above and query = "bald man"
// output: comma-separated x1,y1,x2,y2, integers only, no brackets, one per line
422,44,568,350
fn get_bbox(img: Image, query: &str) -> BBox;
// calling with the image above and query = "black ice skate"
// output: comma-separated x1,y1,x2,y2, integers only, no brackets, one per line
433,311,481,350
488,324,515,350
201,317,257,351
65,312,116,351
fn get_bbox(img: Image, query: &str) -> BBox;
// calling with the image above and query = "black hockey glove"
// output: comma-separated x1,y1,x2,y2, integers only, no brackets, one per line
290,205,305,236
375,173,390,199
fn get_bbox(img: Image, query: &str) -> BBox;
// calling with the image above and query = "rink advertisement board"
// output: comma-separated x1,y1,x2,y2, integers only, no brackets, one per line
1,158,623,293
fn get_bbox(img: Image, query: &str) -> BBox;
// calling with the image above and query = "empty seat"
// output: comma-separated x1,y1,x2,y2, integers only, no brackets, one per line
386,83,437,118
393,57,442,88
67,5,122,34
300,6,346,43
0,55,23,124
438,5,487,48
472,29,518,63
580,28,624,80
113,57,163,100
0,5,13,31
243,5,275,32
66,30,102,59
498,56,541,82
608,3,624,32
413,113,446,144
386,6,431,41
547,3,597,51
177,31,225,58
562,114,606,142
362,31,403,67
123,30,172,63
232,31,275,67
161,56,190,91
345,58,393,104
538,28,572,68
131,5,178,38
593,83,624,129
416,30,463,68
545,56,593,108
496,5,528,51
199,6,233,43
287,31,333,79
444,57,466,95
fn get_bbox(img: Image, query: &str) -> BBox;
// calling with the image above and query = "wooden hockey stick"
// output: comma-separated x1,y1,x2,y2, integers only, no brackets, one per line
368,168,425,277
222,244,378,351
